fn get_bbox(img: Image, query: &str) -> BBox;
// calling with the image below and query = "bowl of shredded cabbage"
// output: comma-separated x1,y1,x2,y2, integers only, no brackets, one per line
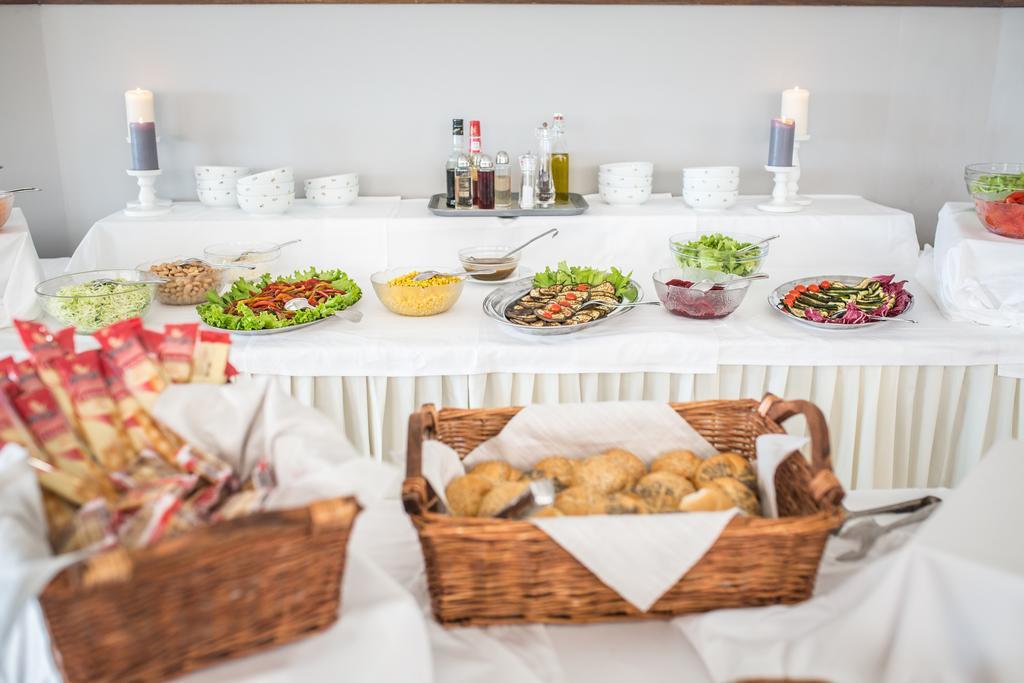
36,269,156,333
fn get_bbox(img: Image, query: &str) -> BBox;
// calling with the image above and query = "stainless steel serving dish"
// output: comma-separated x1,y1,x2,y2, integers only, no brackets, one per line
482,276,644,336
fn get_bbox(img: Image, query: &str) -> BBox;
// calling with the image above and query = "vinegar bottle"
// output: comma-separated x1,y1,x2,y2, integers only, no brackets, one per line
455,155,473,209
551,113,569,203
477,155,495,210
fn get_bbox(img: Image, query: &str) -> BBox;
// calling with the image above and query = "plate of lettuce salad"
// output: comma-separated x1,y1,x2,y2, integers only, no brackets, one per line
769,274,914,331
197,267,361,334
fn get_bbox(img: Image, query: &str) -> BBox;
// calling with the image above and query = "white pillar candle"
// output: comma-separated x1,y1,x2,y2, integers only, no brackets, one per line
125,88,155,124
781,86,809,138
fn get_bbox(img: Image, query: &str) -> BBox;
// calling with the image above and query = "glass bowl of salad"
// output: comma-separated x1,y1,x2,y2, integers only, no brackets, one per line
669,231,768,276
965,163,1024,239
36,269,156,333
371,268,465,316
651,267,752,319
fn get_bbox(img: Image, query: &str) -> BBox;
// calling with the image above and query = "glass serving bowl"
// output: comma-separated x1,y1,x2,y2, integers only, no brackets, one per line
204,241,281,282
137,257,226,305
35,269,156,333
668,230,769,277
651,267,752,320
457,246,521,282
371,268,465,316
964,162,1024,239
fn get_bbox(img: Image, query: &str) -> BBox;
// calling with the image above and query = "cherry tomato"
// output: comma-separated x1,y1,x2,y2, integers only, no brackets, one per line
820,280,831,289
808,284,820,293
576,284,590,291
541,311,553,319
565,292,577,301
549,304,562,313
795,284,806,293
1006,191,1024,205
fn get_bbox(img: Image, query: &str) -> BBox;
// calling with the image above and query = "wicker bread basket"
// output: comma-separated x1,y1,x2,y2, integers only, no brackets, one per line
402,395,845,627
40,496,361,683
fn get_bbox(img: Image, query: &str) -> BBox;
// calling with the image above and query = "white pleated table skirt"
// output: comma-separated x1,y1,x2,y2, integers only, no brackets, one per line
238,365,1022,491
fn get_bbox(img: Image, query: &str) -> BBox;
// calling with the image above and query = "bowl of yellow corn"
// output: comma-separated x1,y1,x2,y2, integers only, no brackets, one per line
370,268,465,316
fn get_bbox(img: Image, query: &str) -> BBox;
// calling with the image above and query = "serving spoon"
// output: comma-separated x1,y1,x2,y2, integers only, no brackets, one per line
690,272,770,293
412,268,498,282
284,297,364,323
1,187,41,195
232,239,302,262
734,234,779,254
578,299,662,312
177,257,256,270
500,228,559,259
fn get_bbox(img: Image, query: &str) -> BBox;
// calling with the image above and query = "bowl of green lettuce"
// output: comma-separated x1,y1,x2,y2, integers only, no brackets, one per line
36,269,156,333
669,231,768,277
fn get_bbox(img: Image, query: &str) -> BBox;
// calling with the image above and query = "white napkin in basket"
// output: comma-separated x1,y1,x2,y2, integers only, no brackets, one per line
153,378,400,508
756,434,809,518
421,401,742,612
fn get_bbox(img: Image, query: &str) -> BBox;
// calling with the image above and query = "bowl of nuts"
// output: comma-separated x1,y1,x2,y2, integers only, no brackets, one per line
139,257,225,305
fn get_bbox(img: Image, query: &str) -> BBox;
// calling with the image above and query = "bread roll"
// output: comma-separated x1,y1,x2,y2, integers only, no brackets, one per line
595,492,650,515
678,487,734,513
694,452,756,490
555,486,603,515
531,506,563,518
709,477,760,516
598,449,646,487
634,471,696,512
445,474,494,517
470,460,524,484
574,456,631,494
529,455,576,489
651,450,702,480
477,480,530,518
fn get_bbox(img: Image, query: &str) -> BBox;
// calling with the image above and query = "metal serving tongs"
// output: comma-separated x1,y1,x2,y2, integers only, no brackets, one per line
834,495,942,562
284,297,363,323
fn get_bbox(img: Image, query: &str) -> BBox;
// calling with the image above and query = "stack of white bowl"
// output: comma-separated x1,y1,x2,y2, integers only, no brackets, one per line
236,168,295,215
598,162,653,206
304,173,359,207
195,166,249,207
682,166,739,210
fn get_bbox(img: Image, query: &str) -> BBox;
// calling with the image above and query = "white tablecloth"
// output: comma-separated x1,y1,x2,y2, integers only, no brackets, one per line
6,195,1018,487
930,202,1024,328
0,209,44,327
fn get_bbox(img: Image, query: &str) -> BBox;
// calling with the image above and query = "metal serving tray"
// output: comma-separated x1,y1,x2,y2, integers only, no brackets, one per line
428,193,589,218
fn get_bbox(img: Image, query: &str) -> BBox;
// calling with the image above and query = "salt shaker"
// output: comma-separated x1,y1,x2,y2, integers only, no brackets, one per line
519,153,537,210
494,151,512,209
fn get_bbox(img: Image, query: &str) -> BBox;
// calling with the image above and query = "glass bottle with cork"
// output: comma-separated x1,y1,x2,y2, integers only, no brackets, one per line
477,154,495,210
551,113,569,203
455,154,473,209
535,122,556,208
494,151,512,208
445,118,465,209
468,120,482,206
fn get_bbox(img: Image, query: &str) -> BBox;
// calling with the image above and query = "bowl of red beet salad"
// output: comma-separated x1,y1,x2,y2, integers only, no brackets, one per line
651,267,752,319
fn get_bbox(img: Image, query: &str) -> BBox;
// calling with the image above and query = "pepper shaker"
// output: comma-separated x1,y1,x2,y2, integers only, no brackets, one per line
494,151,512,209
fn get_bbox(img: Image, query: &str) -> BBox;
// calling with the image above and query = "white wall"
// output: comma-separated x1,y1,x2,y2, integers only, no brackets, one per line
1,5,1022,257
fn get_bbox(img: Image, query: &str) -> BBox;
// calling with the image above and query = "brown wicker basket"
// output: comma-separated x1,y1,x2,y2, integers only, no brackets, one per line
402,395,846,627
40,496,361,683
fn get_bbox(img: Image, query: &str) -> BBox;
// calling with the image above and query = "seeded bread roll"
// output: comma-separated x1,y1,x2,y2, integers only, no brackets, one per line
595,492,651,515
574,456,632,494
445,474,494,517
470,460,524,484
709,477,760,516
477,480,530,518
651,450,703,481
634,471,696,512
678,487,734,513
694,453,756,490
531,506,563,519
555,486,603,515
529,456,577,489
597,449,646,488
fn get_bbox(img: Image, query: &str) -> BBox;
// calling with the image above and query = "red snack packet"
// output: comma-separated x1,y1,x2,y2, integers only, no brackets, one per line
13,360,46,394
159,323,199,383
57,499,116,554
115,473,198,512
100,352,178,460
28,455,112,505
191,331,232,384
14,321,79,429
0,357,17,382
141,328,165,358
172,443,235,485
0,380,48,461
117,492,187,549
54,351,132,471
94,319,168,411
13,387,96,480
109,450,182,490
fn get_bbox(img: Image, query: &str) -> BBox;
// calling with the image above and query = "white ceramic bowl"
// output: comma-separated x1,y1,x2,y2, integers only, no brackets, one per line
238,167,294,186
236,180,295,198
598,175,653,189
682,176,739,192
599,162,653,177
196,178,239,192
237,192,294,215
599,185,652,206
304,173,359,191
682,189,738,210
682,166,739,180
307,185,359,206
197,187,238,207
195,166,249,181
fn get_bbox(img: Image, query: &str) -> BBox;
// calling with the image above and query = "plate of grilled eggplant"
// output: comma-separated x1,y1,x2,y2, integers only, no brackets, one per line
483,277,644,336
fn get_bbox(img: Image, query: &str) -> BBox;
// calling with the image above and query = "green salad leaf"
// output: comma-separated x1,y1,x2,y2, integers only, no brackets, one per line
196,267,361,331
672,233,759,276
533,262,638,301
969,172,1024,196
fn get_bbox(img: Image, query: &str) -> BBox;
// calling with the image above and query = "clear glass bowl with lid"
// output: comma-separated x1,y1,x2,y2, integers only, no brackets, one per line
204,241,281,282
457,246,521,282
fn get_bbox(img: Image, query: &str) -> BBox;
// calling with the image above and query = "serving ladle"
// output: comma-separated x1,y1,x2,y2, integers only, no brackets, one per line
0,187,41,195
578,299,662,312
500,228,559,259
412,268,498,282
734,234,779,254
232,239,302,262
284,297,364,323
177,257,256,270
690,272,771,293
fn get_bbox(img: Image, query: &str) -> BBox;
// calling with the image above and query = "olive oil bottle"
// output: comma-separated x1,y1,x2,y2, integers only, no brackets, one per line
551,113,569,203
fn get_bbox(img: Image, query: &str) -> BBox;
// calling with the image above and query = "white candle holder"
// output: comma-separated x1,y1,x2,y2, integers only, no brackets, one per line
787,134,812,206
124,169,172,217
757,166,802,213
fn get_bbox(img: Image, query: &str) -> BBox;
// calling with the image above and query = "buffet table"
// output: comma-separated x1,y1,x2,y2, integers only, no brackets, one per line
0,208,44,327
7,195,1023,489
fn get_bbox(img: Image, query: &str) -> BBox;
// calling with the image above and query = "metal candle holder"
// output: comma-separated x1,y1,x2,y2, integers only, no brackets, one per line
787,135,812,206
757,166,802,213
